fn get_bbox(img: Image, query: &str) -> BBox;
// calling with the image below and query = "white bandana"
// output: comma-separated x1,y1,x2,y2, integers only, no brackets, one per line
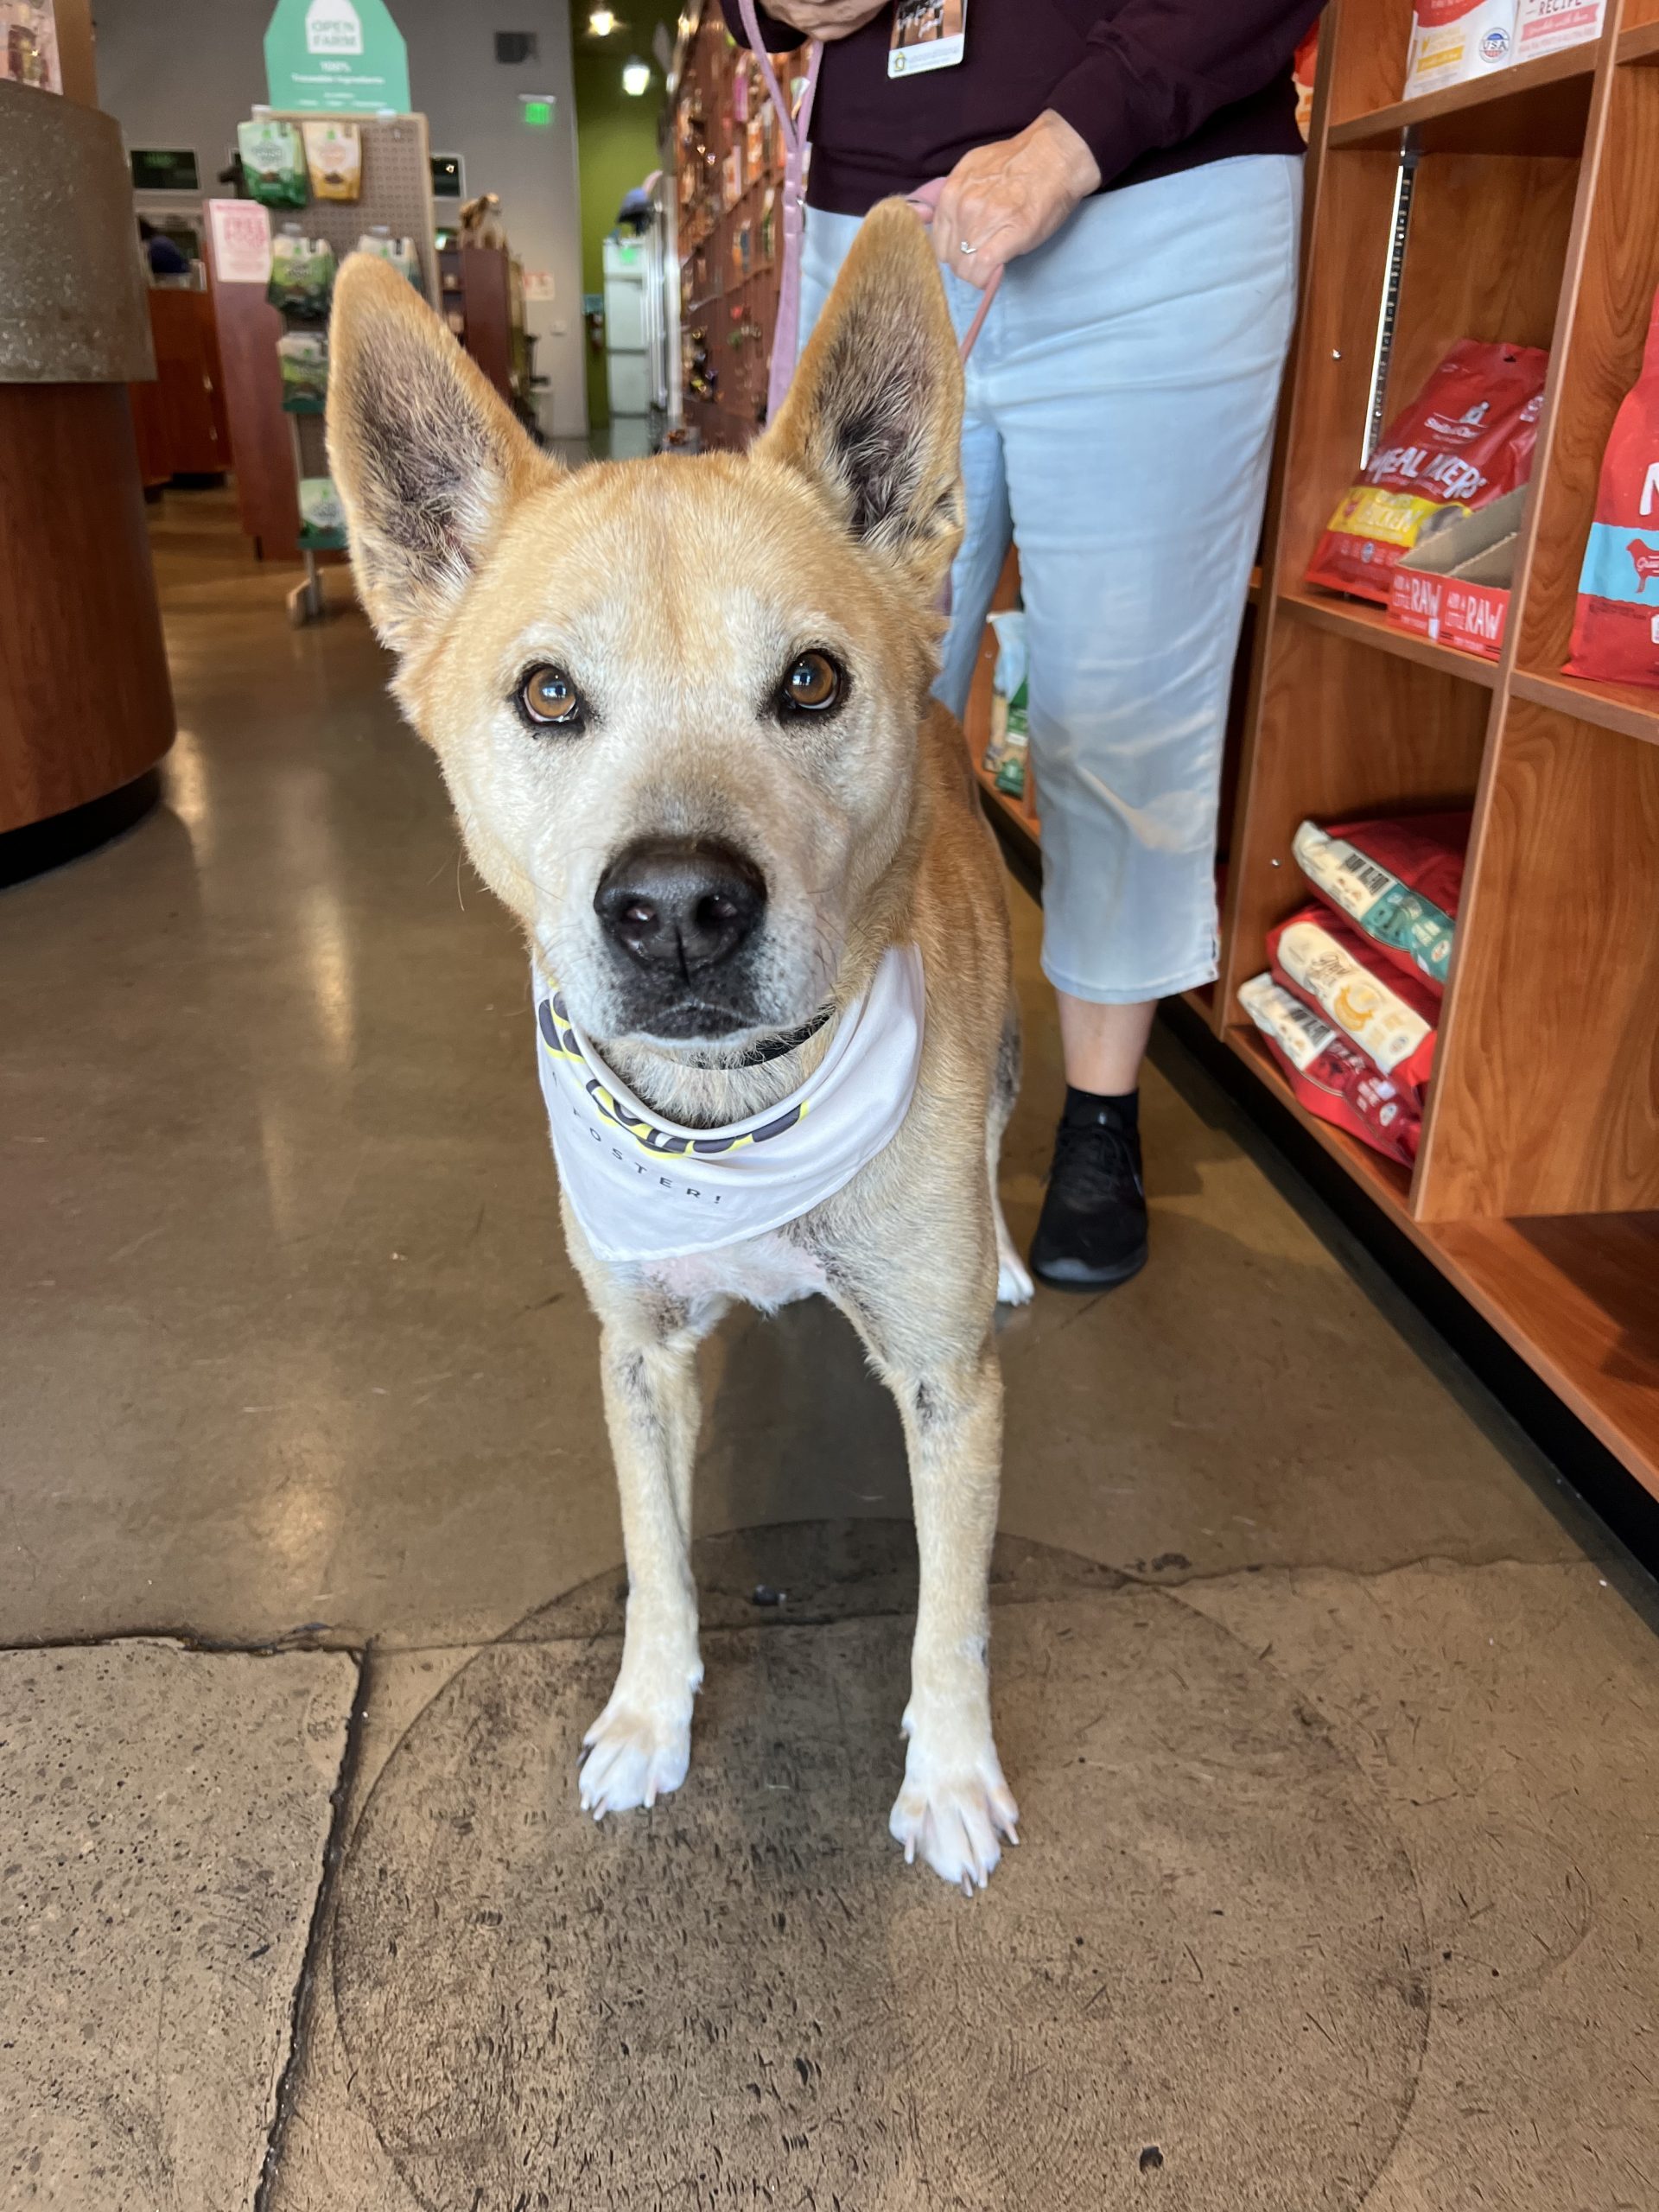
532,946,926,1263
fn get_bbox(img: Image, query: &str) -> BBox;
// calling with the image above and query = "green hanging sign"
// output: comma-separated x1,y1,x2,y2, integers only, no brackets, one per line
264,0,410,115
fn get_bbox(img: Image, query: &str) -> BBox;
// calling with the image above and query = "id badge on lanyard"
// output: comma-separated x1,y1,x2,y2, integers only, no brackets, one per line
888,0,967,78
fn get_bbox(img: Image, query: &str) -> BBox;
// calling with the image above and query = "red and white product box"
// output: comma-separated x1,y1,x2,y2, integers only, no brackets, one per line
1389,569,1510,659
1514,0,1604,58
1386,482,1524,661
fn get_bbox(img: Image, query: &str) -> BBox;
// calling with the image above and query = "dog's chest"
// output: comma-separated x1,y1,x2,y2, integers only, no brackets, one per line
642,1233,827,1315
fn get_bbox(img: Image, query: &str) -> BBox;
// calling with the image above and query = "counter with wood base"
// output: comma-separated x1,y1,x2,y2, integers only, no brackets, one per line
0,67,174,866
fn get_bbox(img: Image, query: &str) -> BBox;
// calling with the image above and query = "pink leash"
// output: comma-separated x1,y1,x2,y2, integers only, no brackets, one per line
739,0,1001,422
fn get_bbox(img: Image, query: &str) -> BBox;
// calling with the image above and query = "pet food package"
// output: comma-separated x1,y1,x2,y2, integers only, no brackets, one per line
1566,283,1659,687
1268,906,1440,1109
1306,341,1548,604
297,476,346,546
354,232,423,289
982,610,1029,800
302,118,362,201
1403,1,1516,94
277,332,329,414
1514,0,1605,58
1388,485,1525,661
266,233,337,318
1239,975,1423,1166
238,117,307,208
1292,812,1470,993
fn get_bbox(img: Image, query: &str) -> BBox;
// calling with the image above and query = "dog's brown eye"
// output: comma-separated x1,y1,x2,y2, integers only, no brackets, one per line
518,664,584,728
780,651,841,713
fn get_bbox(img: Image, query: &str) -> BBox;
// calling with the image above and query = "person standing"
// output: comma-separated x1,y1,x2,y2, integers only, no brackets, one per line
725,0,1320,1289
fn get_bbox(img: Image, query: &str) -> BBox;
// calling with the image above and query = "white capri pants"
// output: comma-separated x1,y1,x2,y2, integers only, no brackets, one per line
798,155,1302,1004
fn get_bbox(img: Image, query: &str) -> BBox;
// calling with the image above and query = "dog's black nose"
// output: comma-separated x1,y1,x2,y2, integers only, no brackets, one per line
594,837,766,972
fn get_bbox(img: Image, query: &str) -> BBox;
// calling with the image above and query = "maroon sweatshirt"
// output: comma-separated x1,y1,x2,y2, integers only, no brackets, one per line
721,0,1322,215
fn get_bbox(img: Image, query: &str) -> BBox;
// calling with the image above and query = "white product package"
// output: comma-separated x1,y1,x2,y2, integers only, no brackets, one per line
1514,0,1604,57
1403,1,1516,95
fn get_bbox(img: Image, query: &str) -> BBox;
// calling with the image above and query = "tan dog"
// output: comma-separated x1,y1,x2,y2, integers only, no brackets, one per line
328,204,1033,1890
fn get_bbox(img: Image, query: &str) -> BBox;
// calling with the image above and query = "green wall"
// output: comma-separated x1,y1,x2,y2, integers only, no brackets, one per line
573,9,679,432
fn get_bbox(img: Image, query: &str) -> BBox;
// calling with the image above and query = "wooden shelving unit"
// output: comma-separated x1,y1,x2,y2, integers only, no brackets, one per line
437,244,531,425
977,3,1659,1500
1230,1,1659,1497
671,4,804,451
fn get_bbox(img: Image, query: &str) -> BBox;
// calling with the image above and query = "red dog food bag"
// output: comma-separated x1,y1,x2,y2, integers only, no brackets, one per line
1567,283,1659,686
1306,341,1549,604
1291,811,1471,994
1238,973,1422,1166
1268,906,1440,1109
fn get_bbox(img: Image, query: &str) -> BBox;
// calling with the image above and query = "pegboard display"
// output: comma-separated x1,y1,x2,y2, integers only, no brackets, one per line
266,110,438,611
269,110,439,307
671,7,806,450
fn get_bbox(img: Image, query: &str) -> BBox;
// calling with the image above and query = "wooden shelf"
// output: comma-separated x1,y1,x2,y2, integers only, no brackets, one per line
1328,42,1597,156
1618,19,1659,66
1512,666,1659,745
1279,586,1501,686
1232,1030,1659,1495
1432,1212,1659,1487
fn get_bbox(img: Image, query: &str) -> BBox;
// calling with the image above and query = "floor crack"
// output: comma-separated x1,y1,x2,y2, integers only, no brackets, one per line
252,1643,375,2212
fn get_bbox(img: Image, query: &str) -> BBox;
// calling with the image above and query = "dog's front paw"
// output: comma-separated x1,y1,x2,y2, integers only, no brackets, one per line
579,1671,699,1818
889,1719,1020,1892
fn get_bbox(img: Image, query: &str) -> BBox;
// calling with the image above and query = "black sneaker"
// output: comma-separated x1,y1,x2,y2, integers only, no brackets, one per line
1028,1105,1148,1291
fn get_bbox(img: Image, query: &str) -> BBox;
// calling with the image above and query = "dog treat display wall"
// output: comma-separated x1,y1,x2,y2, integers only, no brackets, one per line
672,6,805,448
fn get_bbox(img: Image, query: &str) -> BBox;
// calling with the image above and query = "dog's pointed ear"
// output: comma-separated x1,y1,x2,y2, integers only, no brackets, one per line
327,252,548,652
760,199,964,596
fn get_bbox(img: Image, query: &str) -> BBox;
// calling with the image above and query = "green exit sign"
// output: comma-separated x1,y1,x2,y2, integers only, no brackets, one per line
521,95,554,127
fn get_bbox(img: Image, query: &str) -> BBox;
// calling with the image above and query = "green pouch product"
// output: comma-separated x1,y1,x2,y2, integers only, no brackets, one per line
298,475,347,549
277,333,329,414
267,234,336,318
984,608,1029,799
238,118,307,208
355,232,423,289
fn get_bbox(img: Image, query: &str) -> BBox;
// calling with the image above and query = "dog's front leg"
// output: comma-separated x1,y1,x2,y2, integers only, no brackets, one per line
883,1335,1020,1891
579,1313,710,1818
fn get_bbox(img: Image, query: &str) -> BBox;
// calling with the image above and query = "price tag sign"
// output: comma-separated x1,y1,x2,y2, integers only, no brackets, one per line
207,198,273,285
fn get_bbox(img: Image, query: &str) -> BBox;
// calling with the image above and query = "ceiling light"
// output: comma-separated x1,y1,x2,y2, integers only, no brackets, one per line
588,7,617,32
621,55,651,94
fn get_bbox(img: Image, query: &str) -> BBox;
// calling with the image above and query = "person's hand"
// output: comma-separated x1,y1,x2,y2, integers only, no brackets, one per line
932,111,1102,290
760,0,887,37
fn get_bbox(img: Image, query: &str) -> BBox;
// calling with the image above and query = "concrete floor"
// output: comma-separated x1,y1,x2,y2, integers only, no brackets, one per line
3,486,1656,2208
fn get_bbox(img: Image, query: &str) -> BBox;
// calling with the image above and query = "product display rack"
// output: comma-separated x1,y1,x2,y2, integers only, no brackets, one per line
661,5,1657,1490
1233,0,1659,1498
207,111,437,606
276,111,437,622
671,1,805,449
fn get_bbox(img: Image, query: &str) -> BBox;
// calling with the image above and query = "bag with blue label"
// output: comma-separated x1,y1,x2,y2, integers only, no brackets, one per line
1566,282,1659,687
